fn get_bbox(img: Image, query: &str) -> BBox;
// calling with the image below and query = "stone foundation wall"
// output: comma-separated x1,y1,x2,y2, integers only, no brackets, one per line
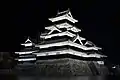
93,61,109,75
35,58,92,76
14,58,109,76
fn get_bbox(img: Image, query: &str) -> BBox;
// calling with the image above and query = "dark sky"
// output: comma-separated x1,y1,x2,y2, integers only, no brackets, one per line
0,0,120,64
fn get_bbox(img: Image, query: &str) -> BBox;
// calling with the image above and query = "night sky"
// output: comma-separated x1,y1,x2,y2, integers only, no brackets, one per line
0,0,120,64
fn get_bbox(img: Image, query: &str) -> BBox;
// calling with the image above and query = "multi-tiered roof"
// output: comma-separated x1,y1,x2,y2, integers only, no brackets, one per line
15,37,38,62
35,9,107,59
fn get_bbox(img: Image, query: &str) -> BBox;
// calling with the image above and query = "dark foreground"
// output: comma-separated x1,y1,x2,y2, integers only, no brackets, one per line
0,68,120,80
0,74,120,80
0,58,120,80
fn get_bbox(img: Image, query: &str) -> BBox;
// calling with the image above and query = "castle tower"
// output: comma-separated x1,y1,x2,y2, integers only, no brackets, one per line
33,9,108,76
35,9,106,60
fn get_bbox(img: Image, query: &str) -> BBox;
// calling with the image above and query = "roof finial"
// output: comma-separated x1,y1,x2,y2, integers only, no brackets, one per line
25,36,32,43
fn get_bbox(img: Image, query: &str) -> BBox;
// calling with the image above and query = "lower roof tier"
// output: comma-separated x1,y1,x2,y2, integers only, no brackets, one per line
38,45,102,55
15,58,36,62
15,50,39,55
33,48,107,58
20,47,39,52
36,40,101,51
19,54,36,58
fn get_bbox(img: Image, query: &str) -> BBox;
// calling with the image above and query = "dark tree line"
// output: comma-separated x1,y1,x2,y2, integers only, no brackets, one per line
0,52,16,69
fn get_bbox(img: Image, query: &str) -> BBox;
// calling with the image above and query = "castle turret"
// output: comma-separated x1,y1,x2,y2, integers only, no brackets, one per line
15,37,39,63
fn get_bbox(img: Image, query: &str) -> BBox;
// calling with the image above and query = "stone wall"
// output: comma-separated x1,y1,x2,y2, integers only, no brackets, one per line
35,58,92,76
14,58,109,76
93,61,109,75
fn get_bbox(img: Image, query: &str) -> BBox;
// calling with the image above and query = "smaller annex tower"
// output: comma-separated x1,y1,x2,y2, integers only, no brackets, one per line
34,9,108,76
15,37,38,64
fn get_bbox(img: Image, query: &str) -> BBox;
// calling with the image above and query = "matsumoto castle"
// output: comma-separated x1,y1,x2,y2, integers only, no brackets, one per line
14,9,109,75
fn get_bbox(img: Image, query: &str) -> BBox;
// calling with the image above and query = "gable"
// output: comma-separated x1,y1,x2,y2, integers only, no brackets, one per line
48,26,62,35
72,34,85,45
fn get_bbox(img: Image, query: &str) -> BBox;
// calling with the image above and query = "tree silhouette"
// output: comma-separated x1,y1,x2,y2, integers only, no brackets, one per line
0,52,15,69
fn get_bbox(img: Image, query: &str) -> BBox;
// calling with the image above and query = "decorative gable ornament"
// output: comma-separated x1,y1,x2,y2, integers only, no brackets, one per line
73,34,85,45
21,37,33,47
46,26,62,35
25,38,32,43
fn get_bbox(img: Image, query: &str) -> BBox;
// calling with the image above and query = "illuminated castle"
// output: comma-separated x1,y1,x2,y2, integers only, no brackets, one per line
15,9,109,76
34,9,107,61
